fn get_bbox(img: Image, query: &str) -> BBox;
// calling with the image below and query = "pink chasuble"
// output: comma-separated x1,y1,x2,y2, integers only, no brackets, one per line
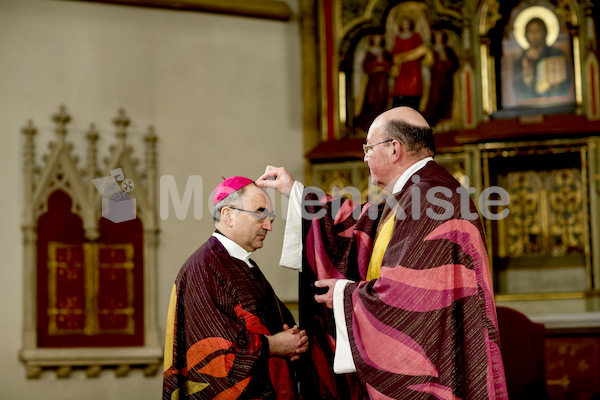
301,161,508,399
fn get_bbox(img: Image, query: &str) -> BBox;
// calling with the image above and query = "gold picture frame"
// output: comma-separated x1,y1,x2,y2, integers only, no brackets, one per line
479,0,582,116
500,5,576,110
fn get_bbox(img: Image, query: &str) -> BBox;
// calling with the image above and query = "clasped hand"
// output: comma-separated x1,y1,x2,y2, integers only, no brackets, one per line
267,324,308,361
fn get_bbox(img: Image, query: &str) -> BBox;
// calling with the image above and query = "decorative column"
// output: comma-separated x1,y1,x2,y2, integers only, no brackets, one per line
589,137,600,291
583,1,600,120
85,124,100,241
21,120,38,363
477,0,501,118
143,125,161,352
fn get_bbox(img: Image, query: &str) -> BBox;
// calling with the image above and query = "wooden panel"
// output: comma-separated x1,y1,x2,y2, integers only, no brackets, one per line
37,190,143,347
546,334,600,399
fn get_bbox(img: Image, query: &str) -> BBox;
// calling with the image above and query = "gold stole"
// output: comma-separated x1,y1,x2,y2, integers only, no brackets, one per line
366,211,396,280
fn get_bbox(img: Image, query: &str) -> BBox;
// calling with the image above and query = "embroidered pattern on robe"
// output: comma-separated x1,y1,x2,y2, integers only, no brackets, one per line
163,236,298,400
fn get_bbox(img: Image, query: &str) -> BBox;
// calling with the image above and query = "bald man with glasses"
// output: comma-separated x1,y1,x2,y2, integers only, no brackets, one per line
257,107,508,400
163,176,308,400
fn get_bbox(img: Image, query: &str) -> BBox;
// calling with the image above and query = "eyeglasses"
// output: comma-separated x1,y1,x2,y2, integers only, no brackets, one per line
229,207,276,223
362,139,393,155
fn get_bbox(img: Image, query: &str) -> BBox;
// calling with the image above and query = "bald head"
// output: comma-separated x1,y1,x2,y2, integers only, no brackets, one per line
369,107,435,158
372,106,431,131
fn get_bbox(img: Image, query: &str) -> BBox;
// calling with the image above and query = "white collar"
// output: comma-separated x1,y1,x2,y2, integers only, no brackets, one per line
212,232,254,267
391,157,433,194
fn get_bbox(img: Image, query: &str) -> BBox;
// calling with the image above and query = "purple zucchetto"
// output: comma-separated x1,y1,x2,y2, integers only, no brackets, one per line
213,176,254,205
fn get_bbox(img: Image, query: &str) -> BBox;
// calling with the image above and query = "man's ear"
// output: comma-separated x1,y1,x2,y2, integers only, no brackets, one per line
391,140,403,162
221,207,235,227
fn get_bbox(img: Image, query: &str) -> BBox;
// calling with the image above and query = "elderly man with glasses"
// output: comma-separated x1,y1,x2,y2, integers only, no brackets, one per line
163,177,308,400
257,107,508,400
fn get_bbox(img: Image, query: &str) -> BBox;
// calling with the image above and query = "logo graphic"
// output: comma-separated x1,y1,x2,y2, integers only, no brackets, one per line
92,168,136,223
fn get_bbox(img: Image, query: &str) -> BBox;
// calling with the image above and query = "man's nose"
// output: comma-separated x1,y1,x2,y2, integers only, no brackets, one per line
263,218,273,231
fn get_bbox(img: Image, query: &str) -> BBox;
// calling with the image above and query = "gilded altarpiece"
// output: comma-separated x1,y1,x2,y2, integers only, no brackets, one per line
311,0,475,141
20,106,162,378
481,140,597,301
300,0,600,397
301,0,600,309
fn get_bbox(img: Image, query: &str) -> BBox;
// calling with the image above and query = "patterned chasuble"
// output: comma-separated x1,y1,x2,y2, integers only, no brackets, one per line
299,161,508,400
163,236,299,400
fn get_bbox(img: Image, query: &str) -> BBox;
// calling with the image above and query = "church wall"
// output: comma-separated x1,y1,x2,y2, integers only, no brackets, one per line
0,0,302,396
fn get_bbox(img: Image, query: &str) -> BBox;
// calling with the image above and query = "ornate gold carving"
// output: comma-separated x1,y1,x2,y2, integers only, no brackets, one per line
548,169,584,256
480,43,493,115
478,0,501,36
498,169,583,258
498,171,542,257
555,0,578,27
574,36,583,108
316,169,353,195
431,0,462,20
313,162,382,204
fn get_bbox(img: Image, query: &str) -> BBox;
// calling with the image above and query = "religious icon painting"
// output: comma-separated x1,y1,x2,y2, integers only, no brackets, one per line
349,1,462,134
500,2,575,110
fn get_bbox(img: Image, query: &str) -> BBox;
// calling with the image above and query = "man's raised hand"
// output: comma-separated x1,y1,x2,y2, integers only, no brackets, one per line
256,166,295,198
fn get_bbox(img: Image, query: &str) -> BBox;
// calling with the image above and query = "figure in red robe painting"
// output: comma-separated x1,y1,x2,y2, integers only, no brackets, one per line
355,34,393,133
423,30,459,126
390,17,431,110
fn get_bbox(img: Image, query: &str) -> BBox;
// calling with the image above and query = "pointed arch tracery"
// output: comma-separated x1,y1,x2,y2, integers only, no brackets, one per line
20,105,161,379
